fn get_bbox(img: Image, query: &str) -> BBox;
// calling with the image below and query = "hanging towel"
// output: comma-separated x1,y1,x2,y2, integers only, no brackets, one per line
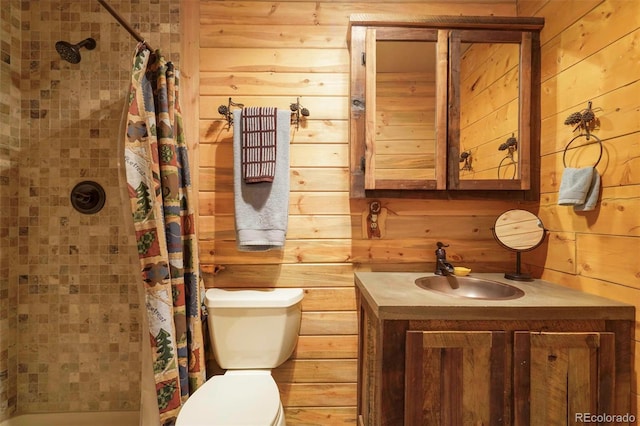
233,108,290,251
241,106,277,183
574,170,600,212
558,167,600,212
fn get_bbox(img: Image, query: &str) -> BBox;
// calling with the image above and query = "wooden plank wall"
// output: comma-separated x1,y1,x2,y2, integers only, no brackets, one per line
194,1,519,423
194,0,515,425
518,0,640,413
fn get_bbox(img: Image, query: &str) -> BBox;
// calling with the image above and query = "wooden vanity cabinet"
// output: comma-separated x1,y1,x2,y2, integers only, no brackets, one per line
357,296,633,426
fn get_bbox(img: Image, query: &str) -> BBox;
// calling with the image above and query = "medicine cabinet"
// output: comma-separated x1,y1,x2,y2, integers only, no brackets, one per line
347,15,545,198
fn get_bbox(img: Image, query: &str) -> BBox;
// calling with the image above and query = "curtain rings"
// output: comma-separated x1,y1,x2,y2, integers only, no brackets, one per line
562,133,603,168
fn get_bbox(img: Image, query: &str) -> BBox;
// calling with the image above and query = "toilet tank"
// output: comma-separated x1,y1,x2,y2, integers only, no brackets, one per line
205,288,303,369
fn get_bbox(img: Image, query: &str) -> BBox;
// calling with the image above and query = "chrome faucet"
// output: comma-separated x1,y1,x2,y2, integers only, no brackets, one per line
435,242,455,276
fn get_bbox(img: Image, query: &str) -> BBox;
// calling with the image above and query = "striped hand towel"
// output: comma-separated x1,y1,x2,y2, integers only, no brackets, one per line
241,106,278,183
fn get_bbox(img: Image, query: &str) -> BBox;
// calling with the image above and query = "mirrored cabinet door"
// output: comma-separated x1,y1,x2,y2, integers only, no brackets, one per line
364,28,447,190
459,41,520,180
448,30,534,191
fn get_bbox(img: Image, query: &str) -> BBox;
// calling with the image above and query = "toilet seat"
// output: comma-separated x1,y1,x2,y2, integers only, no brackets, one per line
176,371,281,426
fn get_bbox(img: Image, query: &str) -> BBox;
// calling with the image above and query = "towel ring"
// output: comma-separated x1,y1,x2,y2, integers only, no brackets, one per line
497,155,517,179
497,144,517,179
562,133,603,168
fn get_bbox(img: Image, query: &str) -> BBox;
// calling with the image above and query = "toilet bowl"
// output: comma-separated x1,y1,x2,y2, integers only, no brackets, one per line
176,371,284,426
176,288,303,426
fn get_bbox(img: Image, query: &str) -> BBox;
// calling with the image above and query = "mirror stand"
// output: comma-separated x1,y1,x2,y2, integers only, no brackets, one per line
505,251,532,281
492,209,547,282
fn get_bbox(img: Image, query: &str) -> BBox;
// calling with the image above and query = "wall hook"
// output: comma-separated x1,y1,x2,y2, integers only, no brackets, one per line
499,133,518,152
290,97,310,130
218,97,244,126
563,101,601,138
497,135,518,179
459,150,472,171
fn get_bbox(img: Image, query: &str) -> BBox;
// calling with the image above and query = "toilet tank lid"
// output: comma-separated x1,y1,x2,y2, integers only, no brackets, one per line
205,288,304,308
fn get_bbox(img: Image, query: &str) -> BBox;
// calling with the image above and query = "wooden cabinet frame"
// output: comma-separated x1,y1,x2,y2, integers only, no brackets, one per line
348,15,545,199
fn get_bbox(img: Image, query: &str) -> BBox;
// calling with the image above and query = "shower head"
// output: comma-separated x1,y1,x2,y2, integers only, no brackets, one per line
55,38,97,64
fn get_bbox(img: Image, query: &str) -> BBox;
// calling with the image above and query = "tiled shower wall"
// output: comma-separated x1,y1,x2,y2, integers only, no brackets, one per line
0,0,180,418
0,0,22,419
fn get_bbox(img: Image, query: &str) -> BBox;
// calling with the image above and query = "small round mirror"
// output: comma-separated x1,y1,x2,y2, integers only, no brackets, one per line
492,209,546,281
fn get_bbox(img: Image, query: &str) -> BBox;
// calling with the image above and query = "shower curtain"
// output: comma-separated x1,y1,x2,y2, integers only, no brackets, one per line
123,44,207,425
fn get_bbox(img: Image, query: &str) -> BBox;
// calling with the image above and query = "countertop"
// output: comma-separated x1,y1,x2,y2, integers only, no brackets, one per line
355,272,635,321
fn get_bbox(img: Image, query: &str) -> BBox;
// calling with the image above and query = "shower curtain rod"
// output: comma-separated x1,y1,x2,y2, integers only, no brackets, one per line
97,0,154,51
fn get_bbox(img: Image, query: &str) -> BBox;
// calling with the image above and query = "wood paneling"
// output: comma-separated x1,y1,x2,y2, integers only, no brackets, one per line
283,407,356,426
529,0,640,410
293,335,358,359
523,0,604,45
200,1,518,27
540,83,640,159
181,0,201,212
300,312,358,335
576,234,640,286
274,359,357,383
538,186,640,237
201,25,349,49
540,28,640,116
191,0,637,422
279,383,357,407
191,0,608,426
539,0,636,82
200,72,349,96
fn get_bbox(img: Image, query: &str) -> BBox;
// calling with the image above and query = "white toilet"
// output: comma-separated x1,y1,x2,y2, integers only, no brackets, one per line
176,287,304,426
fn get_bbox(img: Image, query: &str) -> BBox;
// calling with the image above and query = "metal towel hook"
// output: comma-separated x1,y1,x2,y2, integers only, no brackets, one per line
289,97,310,130
217,97,245,126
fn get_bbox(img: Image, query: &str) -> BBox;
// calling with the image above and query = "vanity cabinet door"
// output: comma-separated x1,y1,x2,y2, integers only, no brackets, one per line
405,330,507,425
513,332,616,426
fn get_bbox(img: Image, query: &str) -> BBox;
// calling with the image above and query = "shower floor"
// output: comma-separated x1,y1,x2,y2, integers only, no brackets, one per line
0,411,139,426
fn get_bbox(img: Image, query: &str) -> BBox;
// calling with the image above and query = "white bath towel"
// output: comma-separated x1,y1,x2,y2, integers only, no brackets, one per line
558,167,600,212
233,109,290,251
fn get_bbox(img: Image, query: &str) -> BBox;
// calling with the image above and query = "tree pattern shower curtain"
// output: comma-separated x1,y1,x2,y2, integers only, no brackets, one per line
123,44,206,425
